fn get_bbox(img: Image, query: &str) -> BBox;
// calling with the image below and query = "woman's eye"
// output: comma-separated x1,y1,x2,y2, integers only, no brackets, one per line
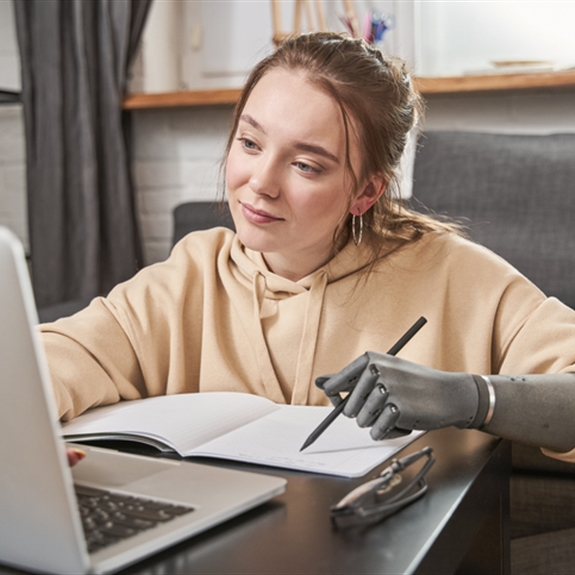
294,161,319,174
239,137,259,151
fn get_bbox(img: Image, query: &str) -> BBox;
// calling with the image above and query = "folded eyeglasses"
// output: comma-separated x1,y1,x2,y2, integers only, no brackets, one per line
331,446,435,529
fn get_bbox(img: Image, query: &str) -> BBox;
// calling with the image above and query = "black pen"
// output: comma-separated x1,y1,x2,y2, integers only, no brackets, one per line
300,316,427,452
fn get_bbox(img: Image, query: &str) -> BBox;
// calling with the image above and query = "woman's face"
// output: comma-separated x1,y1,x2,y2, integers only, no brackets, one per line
226,68,381,281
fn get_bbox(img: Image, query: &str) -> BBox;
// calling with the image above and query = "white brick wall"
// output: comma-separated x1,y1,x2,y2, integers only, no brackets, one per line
0,1,26,249
0,105,27,250
424,91,575,134
0,0,20,91
131,106,233,264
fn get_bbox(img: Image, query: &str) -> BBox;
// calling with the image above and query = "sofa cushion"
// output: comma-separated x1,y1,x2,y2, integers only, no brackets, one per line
38,298,91,323
511,527,575,574
511,472,575,538
412,131,575,309
172,202,234,245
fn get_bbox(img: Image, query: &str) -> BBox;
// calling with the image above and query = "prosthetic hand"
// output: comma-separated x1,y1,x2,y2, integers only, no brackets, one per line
316,353,494,440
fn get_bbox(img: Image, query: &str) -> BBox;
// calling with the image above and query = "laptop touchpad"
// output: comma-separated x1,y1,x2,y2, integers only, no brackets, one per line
70,445,180,487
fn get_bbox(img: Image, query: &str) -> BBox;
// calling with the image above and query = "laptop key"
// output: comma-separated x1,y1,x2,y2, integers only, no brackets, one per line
74,485,194,553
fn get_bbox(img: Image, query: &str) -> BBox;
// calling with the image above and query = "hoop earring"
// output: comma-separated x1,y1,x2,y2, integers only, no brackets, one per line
352,213,363,247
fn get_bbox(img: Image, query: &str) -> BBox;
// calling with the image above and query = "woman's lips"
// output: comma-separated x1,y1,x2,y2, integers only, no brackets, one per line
240,202,284,224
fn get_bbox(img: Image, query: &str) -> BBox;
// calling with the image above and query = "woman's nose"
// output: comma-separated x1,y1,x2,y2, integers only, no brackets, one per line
249,158,280,198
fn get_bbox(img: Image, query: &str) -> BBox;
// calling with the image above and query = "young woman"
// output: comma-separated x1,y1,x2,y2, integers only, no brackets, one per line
42,32,575,462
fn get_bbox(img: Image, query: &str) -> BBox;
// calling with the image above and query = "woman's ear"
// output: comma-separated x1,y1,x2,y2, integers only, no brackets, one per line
350,173,386,215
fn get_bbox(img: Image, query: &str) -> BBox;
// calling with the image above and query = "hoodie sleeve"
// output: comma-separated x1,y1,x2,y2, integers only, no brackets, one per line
39,229,231,420
41,297,147,420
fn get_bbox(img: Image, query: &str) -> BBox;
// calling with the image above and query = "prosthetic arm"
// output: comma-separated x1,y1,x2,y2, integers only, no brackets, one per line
317,352,575,453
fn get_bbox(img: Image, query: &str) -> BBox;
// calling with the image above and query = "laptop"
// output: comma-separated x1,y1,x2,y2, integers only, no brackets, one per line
0,226,287,575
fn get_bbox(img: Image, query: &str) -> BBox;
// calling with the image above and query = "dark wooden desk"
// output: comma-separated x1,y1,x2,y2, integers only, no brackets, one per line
117,428,510,575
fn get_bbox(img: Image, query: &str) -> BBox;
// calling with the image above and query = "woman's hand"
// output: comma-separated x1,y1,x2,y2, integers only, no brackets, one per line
316,353,481,440
66,447,86,467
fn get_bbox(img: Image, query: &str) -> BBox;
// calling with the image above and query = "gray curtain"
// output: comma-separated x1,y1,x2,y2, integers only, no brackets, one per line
14,0,152,309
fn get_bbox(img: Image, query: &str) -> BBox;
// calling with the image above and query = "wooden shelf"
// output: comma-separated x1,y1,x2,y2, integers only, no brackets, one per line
123,88,242,109
415,70,575,95
123,71,575,110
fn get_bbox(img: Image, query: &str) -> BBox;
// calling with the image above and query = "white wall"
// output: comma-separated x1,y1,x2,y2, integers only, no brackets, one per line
0,0,27,250
135,0,413,93
424,91,575,135
0,0,20,91
132,105,232,263
415,1,575,76
0,106,27,248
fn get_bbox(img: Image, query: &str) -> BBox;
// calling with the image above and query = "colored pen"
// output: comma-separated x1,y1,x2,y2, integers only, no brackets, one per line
300,316,427,452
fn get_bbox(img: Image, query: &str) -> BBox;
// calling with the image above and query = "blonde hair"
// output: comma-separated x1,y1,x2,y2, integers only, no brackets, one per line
222,32,459,258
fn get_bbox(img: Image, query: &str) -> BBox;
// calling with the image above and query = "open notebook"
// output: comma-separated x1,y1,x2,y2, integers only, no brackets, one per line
62,392,424,478
0,226,286,575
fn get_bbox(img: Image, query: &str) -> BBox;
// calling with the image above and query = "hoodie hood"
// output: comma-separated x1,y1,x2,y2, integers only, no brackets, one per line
230,234,377,294
228,235,377,404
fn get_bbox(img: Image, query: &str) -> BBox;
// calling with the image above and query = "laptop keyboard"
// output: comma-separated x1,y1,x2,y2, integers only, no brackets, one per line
75,485,195,553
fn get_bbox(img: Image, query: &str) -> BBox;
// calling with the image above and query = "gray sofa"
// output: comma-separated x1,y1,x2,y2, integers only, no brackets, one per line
172,201,234,245
411,130,575,575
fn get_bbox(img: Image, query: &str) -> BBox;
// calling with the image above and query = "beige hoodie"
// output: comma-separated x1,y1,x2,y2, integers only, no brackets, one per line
41,228,575,459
